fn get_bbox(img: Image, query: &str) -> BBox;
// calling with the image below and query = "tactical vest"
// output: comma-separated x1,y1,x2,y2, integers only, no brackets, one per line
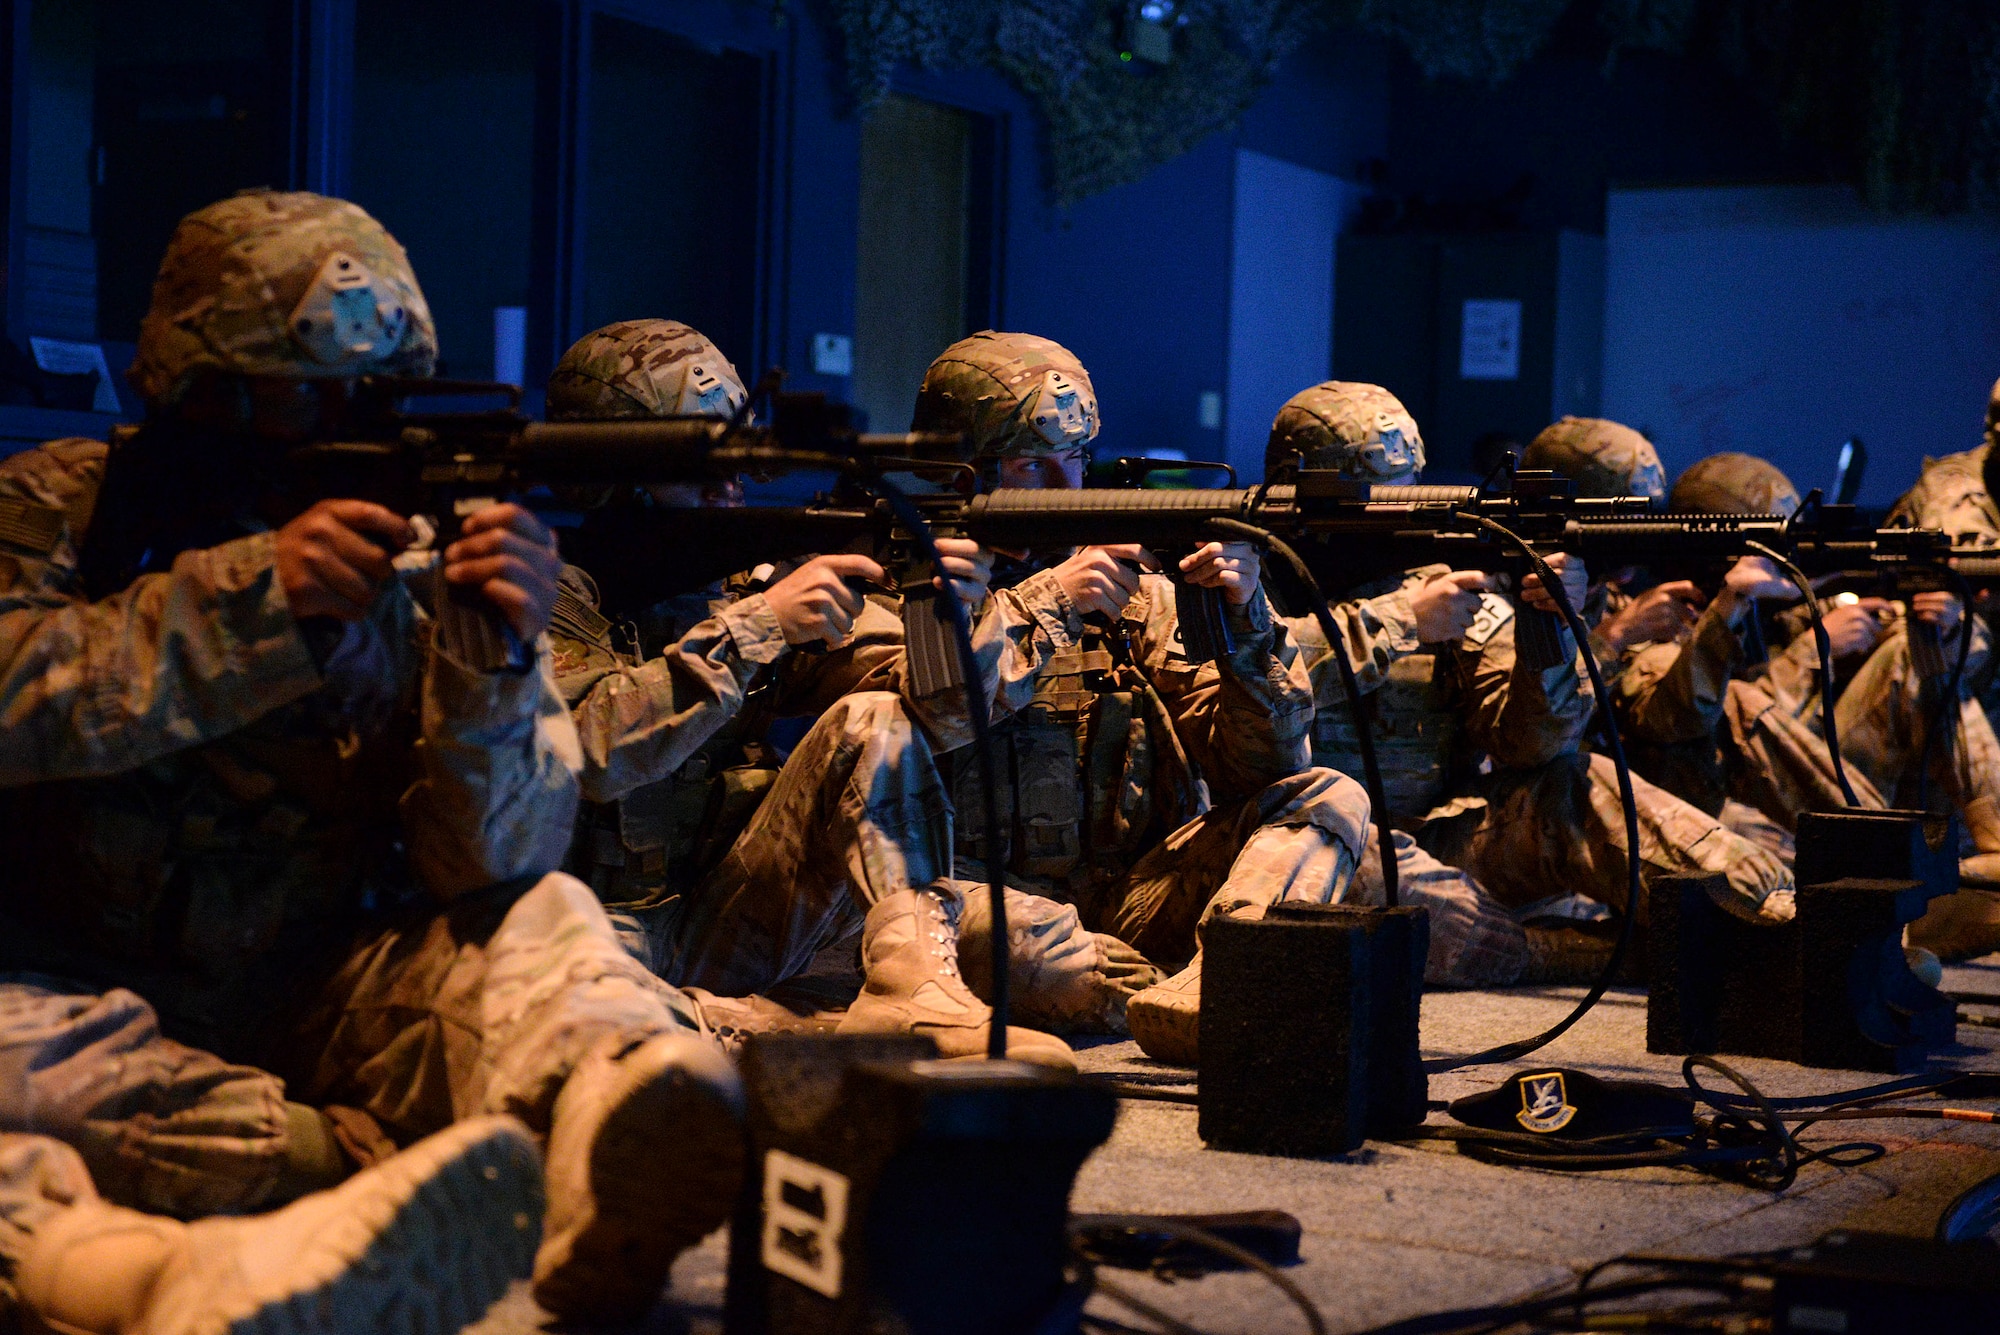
0,446,423,1022
946,611,1172,896
1305,572,1523,821
1311,650,1460,818
550,569,776,913
0,680,415,976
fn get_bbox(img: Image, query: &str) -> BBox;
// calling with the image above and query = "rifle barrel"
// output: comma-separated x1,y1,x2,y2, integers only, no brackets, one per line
514,419,730,482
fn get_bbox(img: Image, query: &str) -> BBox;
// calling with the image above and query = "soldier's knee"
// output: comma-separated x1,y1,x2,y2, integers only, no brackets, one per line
1263,766,1371,851
827,690,912,736
494,871,627,945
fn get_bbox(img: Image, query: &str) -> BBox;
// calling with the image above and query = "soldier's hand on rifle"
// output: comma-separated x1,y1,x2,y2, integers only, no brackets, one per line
444,504,564,641
1054,544,1146,621
1178,541,1262,606
1597,580,1702,654
1822,595,1892,660
277,499,416,622
1712,556,1799,625
1520,551,1588,616
933,537,995,611
1910,590,1962,638
767,553,886,647
1409,570,1496,642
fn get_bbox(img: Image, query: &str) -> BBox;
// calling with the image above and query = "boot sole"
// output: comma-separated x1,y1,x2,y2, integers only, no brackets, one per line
191,1115,543,1335
1126,990,1199,1067
532,1036,746,1323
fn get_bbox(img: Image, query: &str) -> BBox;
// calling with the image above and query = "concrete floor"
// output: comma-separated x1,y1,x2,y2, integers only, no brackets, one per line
468,956,2000,1334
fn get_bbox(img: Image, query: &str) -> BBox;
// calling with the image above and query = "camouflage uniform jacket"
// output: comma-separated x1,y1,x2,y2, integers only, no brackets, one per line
0,437,580,1046
1607,599,1766,814
1890,444,2000,549
1889,444,2000,712
554,567,785,908
921,566,1313,894
1286,567,1593,821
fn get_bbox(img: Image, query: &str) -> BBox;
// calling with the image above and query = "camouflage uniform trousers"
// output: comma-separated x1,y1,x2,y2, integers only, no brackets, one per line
670,692,1152,1033
1836,620,2000,823
0,1133,96,1315
1419,753,1795,925
0,873,703,1220
1721,675,1886,843
1094,767,1527,988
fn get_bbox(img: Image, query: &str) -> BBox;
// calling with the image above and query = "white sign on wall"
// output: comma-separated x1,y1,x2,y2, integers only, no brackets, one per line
29,337,119,413
1459,299,1523,381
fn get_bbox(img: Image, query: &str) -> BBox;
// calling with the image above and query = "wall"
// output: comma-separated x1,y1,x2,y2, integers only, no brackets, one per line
1382,38,1824,235
2,3,1389,461
1602,185,2000,507
1226,149,1350,478
990,30,1388,467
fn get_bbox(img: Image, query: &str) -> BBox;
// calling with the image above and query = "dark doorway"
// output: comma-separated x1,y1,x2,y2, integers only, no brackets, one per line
90,0,290,343
581,17,763,375
352,0,538,383
853,94,999,432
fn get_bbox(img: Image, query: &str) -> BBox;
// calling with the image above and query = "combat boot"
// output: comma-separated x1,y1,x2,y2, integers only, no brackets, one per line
837,886,1076,1069
682,986,840,1057
1126,957,1201,1066
16,1115,541,1335
957,885,1166,1035
1957,794,2000,891
532,1030,746,1323
1520,922,1622,984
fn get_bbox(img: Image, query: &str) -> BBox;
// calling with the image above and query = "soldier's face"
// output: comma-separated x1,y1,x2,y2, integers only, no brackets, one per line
998,445,1087,490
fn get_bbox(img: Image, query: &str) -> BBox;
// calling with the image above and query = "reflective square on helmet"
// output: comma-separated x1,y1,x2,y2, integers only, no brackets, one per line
289,251,408,367
1028,369,1098,447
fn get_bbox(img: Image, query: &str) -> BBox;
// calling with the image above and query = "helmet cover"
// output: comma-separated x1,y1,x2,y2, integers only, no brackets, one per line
130,190,435,406
1670,452,1802,517
546,319,749,421
1523,416,1666,501
910,330,1098,459
1265,381,1424,483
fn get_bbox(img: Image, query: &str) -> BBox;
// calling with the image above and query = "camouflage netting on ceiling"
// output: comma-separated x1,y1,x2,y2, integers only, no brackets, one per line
770,1,2000,212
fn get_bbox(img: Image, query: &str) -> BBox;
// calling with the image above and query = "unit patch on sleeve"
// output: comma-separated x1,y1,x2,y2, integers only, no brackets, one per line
1460,591,1515,648
0,498,64,555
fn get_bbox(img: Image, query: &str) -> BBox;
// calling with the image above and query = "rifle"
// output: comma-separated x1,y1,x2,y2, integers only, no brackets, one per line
277,377,965,670
567,465,1978,691
952,472,1985,664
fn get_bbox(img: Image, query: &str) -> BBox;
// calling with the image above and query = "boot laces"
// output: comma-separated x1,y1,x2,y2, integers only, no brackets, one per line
918,888,961,980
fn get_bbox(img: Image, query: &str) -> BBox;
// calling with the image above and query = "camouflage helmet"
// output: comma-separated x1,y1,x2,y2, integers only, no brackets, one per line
1523,416,1666,501
130,190,435,406
1670,452,1802,517
910,330,1098,459
546,319,748,421
1266,382,1424,483
1984,375,2000,451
